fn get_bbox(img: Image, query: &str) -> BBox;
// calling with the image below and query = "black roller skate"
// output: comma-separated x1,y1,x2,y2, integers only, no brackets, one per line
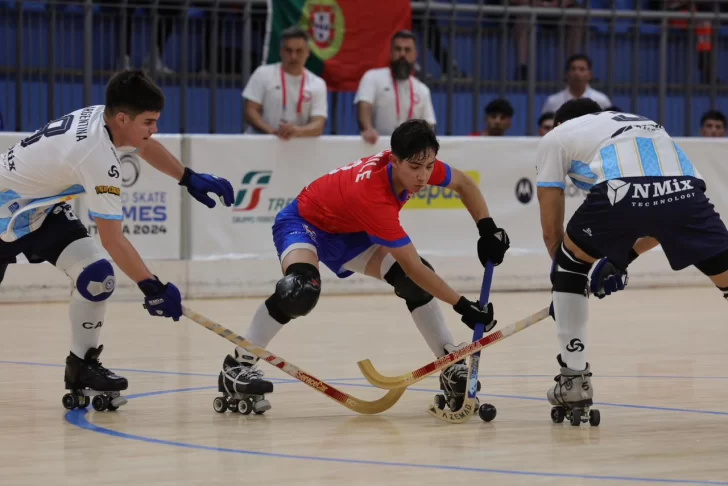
432,343,481,416
62,345,128,412
213,348,274,415
547,354,600,427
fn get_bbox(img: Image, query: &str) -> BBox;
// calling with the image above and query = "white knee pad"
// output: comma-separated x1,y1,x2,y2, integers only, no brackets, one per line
56,238,115,302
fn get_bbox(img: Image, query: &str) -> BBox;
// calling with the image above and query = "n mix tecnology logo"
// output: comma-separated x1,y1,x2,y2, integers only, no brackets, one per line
233,171,273,212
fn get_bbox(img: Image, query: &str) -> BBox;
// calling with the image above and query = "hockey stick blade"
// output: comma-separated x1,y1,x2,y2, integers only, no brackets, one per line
358,306,550,390
182,306,405,414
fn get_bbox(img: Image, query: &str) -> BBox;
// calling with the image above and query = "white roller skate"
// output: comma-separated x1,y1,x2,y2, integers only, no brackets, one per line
547,354,600,426
62,345,128,412
214,348,274,415
432,343,481,416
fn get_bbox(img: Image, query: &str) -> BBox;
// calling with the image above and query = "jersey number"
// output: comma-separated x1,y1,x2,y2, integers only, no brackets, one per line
20,114,75,148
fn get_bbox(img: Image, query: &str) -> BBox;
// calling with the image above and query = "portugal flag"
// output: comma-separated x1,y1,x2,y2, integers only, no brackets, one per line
263,0,412,92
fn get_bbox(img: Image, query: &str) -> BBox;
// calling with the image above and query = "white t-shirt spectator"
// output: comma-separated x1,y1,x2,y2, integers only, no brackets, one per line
242,63,328,134
541,86,612,115
354,67,436,136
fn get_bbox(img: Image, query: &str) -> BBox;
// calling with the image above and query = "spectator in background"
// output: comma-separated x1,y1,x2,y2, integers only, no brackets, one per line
242,26,328,139
354,30,436,144
0,111,3,131
538,112,555,136
541,54,611,114
700,110,726,137
472,98,514,136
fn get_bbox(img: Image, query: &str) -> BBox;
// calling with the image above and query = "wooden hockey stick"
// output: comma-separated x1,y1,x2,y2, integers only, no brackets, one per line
182,306,405,415
358,306,551,390
428,263,493,423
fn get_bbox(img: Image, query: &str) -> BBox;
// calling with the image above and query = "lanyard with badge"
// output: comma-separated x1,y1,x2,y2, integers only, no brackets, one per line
280,67,306,124
391,73,414,123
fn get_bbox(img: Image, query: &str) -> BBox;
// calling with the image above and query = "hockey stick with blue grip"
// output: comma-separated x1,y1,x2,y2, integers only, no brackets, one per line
428,262,496,423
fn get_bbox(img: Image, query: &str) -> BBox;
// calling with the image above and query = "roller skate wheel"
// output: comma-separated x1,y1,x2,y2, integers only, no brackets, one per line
570,409,582,426
92,394,109,412
589,409,601,426
478,403,497,422
237,396,254,415
252,399,271,415
62,394,76,410
213,397,228,413
550,406,565,424
433,394,446,410
448,397,460,411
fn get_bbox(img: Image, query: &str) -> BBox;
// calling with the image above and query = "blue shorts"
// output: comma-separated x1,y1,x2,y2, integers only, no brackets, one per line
567,176,728,271
272,200,374,278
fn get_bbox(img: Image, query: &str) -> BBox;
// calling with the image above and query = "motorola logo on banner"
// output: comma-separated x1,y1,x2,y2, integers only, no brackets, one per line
120,153,141,188
515,178,533,204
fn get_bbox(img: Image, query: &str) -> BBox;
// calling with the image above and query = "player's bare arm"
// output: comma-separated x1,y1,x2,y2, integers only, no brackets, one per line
447,167,489,221
537,186,565,260
136,137,184,180
95,217,153,283
388,242,461,306
244,100,277,135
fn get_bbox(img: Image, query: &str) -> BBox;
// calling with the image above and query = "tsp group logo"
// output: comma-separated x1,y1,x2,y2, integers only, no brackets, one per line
120,153,141,188
233,171,273,212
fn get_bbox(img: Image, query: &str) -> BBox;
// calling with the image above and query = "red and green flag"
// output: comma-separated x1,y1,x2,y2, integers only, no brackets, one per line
263,0,412,92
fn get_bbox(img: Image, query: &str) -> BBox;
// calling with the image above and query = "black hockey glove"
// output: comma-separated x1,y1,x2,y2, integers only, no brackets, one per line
477,218,510,267
453,296,496,332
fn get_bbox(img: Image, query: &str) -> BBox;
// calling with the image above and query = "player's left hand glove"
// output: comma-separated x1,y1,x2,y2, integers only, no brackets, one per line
453,297,497,332
590,258,628,299
139,276,182,321
179,167,234,208
477,218,510,267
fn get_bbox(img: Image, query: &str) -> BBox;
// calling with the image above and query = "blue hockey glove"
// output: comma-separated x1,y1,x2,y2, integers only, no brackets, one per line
179,167,234,208
139,276,182,321
590,258,628,299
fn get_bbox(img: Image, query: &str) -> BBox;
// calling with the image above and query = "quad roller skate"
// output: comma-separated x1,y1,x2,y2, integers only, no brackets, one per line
213,349,274,415
432,343,484,417
547,354,600,427
62,345,128,412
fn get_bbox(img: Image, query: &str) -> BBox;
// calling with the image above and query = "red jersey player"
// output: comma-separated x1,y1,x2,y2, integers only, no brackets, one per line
216,120,511,414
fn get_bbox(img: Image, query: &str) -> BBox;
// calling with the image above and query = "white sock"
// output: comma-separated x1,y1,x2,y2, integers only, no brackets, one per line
69,291,105,358
553,291,589,371
411,299,454,357
242,302,285,350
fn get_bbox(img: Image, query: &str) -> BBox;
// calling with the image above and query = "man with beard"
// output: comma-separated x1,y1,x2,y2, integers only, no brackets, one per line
354,31,436,144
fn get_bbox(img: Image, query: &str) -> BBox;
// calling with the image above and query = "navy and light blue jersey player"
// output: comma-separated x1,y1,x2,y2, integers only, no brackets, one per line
535,99,728,425
214,120,511,415
0,70,234,411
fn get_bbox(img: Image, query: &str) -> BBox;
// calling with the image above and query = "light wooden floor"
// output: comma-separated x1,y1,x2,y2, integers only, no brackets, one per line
1,288,727,486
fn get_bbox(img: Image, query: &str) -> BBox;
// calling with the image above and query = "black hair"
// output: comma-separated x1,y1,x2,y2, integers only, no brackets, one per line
565,53,592,71
538,112,555,125
390,119,439,162
700,109,726,127
281,25,309,43
391,30,417,47
553,98,602,126
605,105,622,112
485,98,514,118
105,69,164,118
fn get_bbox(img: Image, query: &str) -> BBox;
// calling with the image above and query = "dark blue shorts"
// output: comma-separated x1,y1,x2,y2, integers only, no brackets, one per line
567,177,728,271
272,200,374,278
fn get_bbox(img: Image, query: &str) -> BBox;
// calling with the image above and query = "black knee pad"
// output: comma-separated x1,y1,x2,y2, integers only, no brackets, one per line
695,249,728,277
265,263,321,324
551,244,591,296
384,257,434,312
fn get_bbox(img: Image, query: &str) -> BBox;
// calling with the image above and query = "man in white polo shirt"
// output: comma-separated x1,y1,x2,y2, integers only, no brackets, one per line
541,54,611,115
242,26,328,139
354,30,436,144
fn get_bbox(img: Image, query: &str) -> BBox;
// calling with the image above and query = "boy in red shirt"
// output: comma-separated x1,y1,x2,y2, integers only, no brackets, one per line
218,120,510,414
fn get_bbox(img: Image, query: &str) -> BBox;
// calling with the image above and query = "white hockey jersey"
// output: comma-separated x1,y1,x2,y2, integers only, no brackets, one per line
0,106,123,242
536,111,702,191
